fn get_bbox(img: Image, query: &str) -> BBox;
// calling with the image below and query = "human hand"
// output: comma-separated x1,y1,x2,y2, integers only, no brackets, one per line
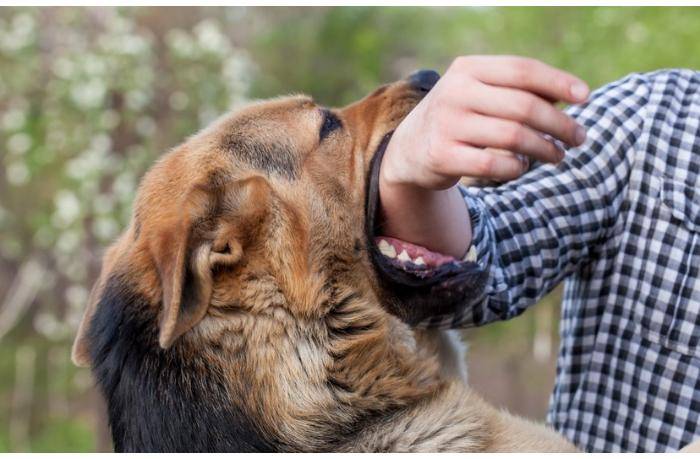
379,56,590,258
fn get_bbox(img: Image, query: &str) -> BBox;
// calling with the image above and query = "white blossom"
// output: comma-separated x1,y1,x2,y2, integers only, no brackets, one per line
53,190,82,228
6,161,30,185
7,132,32,154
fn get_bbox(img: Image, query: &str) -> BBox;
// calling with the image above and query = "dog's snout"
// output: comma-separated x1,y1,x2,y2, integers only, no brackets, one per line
407,69,440,92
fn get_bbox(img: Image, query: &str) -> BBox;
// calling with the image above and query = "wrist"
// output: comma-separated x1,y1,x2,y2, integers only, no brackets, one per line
379,134,412,189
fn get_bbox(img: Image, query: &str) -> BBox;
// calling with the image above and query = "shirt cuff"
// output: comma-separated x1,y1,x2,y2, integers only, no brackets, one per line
458,185,491,269
458,184,507,294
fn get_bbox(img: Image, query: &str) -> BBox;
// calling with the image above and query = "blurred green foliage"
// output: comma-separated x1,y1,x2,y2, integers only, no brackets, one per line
250,7,700,105
0,6,698,452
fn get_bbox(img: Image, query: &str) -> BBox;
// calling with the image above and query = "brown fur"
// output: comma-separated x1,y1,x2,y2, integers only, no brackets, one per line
72,78,577,452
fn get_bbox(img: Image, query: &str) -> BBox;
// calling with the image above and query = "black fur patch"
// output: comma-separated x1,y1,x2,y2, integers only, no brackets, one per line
319,109,342,141
222,134,298,180
87,274,278,452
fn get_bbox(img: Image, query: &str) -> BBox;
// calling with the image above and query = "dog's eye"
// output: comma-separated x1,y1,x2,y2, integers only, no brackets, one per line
320,109,342,142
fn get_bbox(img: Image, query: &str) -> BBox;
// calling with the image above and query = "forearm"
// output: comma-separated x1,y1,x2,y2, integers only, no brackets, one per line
378,182,472,259
376,56,595,329
376,57,589,262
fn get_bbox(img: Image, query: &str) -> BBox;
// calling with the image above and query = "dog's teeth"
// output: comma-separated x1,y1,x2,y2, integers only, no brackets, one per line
464,245,478,262
397,250,411,262
378,239,397,258
414,256,426,266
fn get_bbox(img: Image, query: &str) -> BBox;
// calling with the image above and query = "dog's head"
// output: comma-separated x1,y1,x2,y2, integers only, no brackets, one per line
73,70,483,364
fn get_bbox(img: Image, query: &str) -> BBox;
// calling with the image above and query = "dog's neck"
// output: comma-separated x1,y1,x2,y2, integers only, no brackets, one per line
88,272,450,452
216,284,447,450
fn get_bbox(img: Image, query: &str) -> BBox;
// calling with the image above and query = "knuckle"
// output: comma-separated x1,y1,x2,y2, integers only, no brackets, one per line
510,57,536,81
510,57,528,73
516,56,537,70
504,125,525,149
462,80,481,100
450,55,472,73
474,154,495,177
437,121,454,141
519,96,538,119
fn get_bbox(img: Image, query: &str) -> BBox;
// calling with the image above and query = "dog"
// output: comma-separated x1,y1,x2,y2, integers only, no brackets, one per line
71,70,578,452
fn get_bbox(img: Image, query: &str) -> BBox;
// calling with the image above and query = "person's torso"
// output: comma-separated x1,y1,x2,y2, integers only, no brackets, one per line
549,69,700,452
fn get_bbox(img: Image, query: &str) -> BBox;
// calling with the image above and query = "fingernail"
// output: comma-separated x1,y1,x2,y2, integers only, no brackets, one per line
570,82,589,101
575,125,587,145
557,147,566,162
517,154,529,170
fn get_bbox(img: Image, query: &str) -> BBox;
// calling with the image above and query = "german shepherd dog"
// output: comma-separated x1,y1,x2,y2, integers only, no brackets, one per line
72,70,577,452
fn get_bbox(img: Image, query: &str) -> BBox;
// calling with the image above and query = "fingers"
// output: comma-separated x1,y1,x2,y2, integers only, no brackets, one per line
451,55,590,104
432,143,527,182
486,148,530,170
444,112,564,164
381,55,589,189
464,82,586,147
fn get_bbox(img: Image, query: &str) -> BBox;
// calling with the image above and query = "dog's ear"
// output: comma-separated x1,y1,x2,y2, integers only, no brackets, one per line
71,176,271,365
155,176,270,349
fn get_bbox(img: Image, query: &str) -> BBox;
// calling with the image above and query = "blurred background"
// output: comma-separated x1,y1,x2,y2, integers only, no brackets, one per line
1,6,699,452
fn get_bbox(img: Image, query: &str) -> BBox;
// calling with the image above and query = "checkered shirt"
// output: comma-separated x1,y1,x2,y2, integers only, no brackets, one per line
421,69,700,452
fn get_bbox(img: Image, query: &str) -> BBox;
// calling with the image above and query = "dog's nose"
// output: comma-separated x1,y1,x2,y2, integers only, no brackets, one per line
407,69,440,92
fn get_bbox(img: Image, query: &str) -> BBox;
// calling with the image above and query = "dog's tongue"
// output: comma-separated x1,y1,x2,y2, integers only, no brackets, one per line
374,236,457,268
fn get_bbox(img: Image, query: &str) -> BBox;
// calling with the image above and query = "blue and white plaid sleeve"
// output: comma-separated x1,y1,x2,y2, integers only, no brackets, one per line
419,69,700,452
421,73,651,329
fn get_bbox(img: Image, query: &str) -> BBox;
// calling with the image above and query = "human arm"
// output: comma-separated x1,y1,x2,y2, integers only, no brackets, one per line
380,60,649,327
380,55,590,259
